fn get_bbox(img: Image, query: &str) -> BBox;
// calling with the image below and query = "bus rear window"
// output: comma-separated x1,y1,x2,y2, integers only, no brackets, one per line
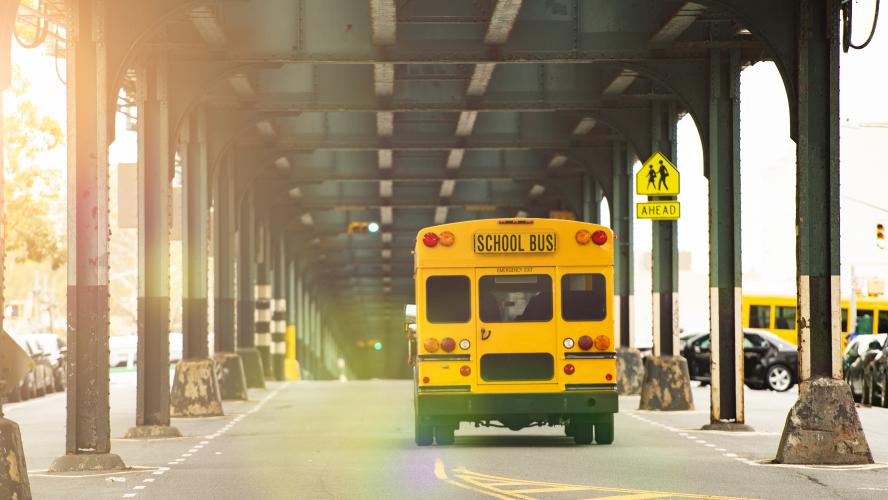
775,306,796,330
479,275,552,323
749,305,770,329
561,274,606,321
426,276,471,323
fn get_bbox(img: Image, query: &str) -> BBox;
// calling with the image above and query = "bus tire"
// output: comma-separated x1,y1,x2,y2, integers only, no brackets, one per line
434,425,455,446
572,422,594,445
564,422,574,437
595,421,614,445
415,415,433,446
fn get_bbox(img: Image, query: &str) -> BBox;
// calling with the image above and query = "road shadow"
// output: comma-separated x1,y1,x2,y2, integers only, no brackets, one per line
442,434,578,448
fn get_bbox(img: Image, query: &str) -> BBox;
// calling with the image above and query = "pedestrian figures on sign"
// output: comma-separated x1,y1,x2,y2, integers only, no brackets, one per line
646,165,657,190
657,160,669,191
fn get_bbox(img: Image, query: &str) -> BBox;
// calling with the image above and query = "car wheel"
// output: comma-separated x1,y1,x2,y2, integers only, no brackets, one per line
766,364,793,392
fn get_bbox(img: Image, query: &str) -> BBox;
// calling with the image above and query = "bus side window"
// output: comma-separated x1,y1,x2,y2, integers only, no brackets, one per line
426,276,471,323
856,309,874,334
774,306,796,330
841,308,848,332
748,305,771,329
879,311,888,334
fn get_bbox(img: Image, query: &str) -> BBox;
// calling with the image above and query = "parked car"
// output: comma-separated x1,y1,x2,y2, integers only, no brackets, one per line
24,333,66,392
109,335,138,368
844,333,888,405
8,332,49,399
682,329,799,392
2,331,35,403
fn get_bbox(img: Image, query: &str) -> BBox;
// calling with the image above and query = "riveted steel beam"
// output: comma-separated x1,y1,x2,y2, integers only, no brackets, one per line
611,141,634,349
213,154,236,353
182,105,210,360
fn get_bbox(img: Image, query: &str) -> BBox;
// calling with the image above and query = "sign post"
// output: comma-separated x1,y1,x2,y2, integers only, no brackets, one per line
636,152,680,220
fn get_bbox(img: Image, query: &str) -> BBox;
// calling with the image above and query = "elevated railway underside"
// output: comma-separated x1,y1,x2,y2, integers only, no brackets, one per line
0,0,870,494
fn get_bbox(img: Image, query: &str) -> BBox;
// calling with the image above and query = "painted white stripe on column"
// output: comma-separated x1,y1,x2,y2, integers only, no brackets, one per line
628,295,635,348
255,309,272,322
254,285,272,298
613,295,621,347
831,275,842,380
799,275,811,382
652,292,660,357
275,299,286,310
709,287,721,422
735,286,745,423
255,333,272,346
271,342,287,355
672,292,680,356
273,321,287,333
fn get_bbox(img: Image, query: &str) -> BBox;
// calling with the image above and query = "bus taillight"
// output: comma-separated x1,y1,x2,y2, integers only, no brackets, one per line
424,338,440,353
439,231,455,246
441,337,456,352
422,232,439,247
460,366,471,376
594,335,611,351
591,230,608,245
577,335,593,350
563,364,575,375
575,230,591,245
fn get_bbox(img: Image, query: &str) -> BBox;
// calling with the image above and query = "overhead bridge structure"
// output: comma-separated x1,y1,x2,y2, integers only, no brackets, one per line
0,0,871,495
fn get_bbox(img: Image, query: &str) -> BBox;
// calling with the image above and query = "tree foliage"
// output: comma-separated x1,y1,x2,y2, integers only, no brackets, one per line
3,66,65,269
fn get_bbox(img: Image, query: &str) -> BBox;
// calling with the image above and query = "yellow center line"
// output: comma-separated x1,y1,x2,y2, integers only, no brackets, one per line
580,493,672,500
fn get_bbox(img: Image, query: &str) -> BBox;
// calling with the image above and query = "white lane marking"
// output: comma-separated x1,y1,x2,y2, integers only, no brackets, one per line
200,441,209,445
181,454,192,457
133,486,146,490
725,453,738,458
215,452,222,455
143,479,155,483
122,495,136,498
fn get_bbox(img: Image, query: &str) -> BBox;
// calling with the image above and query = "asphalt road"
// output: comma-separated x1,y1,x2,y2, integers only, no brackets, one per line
7,373,888,499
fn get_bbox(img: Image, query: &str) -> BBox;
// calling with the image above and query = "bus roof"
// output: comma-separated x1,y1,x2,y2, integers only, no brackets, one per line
414,218,613,269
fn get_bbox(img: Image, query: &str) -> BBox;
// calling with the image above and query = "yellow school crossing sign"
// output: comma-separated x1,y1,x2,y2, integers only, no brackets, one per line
636,152,680,220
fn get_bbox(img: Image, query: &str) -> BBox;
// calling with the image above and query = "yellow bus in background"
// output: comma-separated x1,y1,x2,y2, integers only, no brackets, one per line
413,219,617,446
742,295,888,346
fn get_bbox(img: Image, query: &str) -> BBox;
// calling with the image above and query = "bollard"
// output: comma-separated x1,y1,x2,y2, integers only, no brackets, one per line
775,378,872,464
170,359,224,417
616,348,643,395
214,352,249,401
284,325,301,381
0,412,31,499
638,356,694,411
237,347,266,389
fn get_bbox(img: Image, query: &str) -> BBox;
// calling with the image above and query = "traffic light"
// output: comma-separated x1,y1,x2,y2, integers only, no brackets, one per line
348,221,381,234
878,223,885,250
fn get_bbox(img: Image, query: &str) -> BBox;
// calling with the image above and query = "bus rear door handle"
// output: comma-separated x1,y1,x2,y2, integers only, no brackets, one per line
481,328,491,340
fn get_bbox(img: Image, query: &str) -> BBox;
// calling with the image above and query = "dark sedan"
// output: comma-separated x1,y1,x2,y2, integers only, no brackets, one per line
682,329,799,392
846,334,888,406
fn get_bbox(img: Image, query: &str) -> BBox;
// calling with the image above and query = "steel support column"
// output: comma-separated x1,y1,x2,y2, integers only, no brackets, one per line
127,53,179,438
775,0,871,464
650,102,679,357
182,106,209,360
296,271,306,375
612,141,634,350
271,229,287,380
52,0,125,471
582,174,602,224
706,44,748,430
254,218,273,378
237,188,265,388
213,155,236,353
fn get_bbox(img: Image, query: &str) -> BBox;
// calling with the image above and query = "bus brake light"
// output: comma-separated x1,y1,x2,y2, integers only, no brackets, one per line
441,337,456,352
460,366,471,376
422,232,439,247
563,364,575,375
591,230,608,245
577,335,593,350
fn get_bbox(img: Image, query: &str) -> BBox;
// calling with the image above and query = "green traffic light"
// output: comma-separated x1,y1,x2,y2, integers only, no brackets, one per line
373,341,383,350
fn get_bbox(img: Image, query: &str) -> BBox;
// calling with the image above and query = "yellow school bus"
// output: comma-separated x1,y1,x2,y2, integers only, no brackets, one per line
413,218,617,446
742,294,888,346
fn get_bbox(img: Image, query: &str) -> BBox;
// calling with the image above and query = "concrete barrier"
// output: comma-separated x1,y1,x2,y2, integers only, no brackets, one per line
775,378,873,464
616,348,643,395
48,453,125,473
123,425,182,439
170,359,224,417
0,415,31,498
214,352,249,401
638,356,694,411
237,347,266,389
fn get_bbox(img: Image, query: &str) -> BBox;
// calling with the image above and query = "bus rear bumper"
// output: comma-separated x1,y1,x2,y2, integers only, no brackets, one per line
416,390,618,418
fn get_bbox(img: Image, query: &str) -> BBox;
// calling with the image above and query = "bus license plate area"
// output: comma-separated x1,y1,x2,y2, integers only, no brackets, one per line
474,232,556,254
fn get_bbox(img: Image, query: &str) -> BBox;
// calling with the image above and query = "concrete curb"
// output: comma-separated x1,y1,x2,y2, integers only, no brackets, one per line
123,425,182,439
48,453,126,473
